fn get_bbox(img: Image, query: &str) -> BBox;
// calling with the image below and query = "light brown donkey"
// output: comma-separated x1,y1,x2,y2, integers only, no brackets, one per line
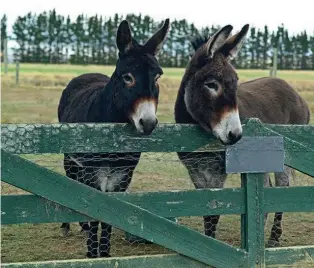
174,24,310,247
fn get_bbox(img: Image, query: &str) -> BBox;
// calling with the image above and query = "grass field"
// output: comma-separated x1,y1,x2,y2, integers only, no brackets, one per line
1,63,314,265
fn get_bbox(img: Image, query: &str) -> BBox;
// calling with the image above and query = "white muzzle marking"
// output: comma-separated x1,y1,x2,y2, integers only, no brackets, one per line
212,110,242,144
130,100,157,133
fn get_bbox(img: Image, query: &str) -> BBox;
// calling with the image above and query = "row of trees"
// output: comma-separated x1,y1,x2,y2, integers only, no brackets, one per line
1,10,314,69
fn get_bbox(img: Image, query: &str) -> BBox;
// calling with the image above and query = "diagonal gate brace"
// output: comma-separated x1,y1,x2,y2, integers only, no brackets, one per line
1,150,248,268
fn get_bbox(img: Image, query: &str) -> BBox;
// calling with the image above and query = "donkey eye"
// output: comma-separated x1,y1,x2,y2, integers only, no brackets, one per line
205,82,219,91
122,73,135,86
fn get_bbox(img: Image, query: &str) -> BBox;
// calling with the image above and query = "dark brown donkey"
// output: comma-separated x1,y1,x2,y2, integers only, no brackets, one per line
174,24,310,247
58,19,170,258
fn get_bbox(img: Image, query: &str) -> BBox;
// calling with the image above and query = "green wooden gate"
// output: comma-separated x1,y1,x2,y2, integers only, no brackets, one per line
1,118,314,267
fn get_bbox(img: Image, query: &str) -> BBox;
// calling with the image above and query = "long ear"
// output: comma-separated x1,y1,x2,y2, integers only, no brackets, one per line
116,20,133,54
144,18,170,56
205,25,233,57
219,24,249,60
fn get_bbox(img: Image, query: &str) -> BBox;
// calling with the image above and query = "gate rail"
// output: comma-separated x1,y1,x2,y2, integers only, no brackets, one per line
1,118,314,268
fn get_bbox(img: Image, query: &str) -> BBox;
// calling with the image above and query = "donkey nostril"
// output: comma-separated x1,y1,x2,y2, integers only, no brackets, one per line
228,131,242,144
139,119,144,127
229,131,238,140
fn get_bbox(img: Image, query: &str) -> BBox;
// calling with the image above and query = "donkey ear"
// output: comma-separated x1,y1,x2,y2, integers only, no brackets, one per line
144,18,170,56
219,24,250,60
206,25,233,57
116,20,133,54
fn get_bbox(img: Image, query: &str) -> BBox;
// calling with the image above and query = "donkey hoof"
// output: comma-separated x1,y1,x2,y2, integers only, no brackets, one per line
267,239,281,247
205,231,216,239
80,229,89,238
86,252,98,258
99,252,111,258
60,228,70,237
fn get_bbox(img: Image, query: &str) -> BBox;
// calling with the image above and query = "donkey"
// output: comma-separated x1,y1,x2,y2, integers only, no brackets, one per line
174,24,310,247
57,18,170,258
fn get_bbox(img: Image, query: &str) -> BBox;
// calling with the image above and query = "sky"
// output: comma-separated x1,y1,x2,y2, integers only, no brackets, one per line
1,0,314,36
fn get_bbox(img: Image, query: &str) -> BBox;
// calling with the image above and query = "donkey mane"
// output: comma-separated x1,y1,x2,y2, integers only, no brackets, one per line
58,73,111,123
190,34,210,52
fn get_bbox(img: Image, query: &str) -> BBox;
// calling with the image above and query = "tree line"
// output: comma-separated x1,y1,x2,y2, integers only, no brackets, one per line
1,10,314,69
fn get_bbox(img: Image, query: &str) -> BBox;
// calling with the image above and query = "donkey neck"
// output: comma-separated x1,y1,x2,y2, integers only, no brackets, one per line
96,73,127,123
174,81,197,124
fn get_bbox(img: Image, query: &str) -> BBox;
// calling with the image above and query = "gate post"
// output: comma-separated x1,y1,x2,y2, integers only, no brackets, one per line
242,173,265,267
226,135,285,268
241,174,247,250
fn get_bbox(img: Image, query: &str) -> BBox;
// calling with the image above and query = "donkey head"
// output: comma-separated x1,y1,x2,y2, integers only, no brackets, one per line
182,24,249,145
113,19,170,135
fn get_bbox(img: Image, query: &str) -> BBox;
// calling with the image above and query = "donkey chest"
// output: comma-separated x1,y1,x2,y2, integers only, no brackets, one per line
95,167,128,192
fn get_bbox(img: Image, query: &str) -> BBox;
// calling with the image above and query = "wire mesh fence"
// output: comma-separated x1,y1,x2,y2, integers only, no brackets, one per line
1,121,314,264
1,144,314,263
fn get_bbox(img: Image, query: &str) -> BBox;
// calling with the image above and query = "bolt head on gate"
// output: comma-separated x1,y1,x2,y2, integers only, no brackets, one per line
225,136,284,174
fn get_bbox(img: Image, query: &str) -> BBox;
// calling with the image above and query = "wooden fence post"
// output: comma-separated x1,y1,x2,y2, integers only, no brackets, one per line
270,48,278,77
241,174,247,250
15,60,20,85
4,38,8,74
243,173,265,267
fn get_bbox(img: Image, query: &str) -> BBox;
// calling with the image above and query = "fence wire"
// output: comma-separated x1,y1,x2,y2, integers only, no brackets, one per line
1,127,314,263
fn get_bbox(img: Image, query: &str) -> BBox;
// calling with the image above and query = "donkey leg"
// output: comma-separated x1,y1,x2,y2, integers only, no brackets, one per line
268,166,291,247
268,212,284,247
204,169,227,238
60,222,89,237
99,222,112,257
86,221,99,258
60,223,70,237
203,174,227,238
189,167,227,238
263,173,271,226
203,215,221,238
79,222,90,238
60,155,75,237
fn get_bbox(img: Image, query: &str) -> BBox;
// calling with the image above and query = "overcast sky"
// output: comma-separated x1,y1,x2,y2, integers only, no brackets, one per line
1,0,314,35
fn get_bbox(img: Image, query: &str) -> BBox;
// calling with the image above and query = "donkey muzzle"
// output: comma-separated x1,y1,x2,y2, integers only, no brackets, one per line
213,109,243,145
139,117,158,135
130,99,158,135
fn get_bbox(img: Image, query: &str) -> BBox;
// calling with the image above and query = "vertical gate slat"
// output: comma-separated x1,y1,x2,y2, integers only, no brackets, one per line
241,174,247,250
244,173,266,268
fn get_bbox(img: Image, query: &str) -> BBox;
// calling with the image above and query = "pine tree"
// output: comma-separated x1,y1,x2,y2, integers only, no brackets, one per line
249,27,256,68
63,15,72,64
310,35,314,70
300,31,309,69
4,10,314,69
262,25,269,69
283,30,293,69
96,15,104,64
276,25,285,69
1,14,7,61
70,14,84,64
255,29,263,68
12,15,28,62
33,12,48,63
47,9,57,63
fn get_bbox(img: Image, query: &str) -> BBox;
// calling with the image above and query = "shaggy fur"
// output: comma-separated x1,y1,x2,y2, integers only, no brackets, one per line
175,25,310,247
58,18,170,258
